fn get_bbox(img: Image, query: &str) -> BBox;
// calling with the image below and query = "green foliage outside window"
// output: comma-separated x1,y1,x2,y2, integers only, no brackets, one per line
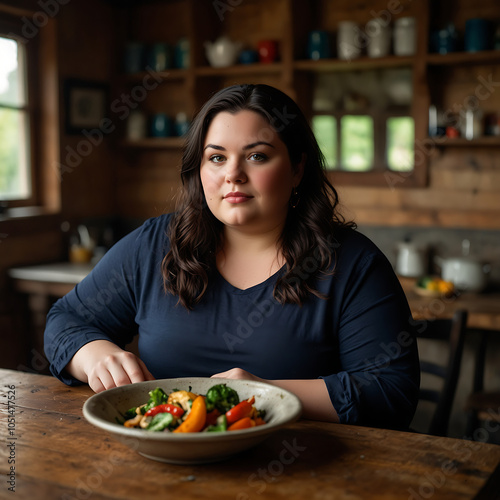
312,115,336,169
0,36,30,200
341,116,373,171
387,117,414,172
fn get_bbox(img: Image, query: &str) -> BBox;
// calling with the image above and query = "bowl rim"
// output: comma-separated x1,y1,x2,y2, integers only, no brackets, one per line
82,377,302,441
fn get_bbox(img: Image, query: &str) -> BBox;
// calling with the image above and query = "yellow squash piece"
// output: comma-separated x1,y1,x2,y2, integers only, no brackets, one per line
173,396,206,433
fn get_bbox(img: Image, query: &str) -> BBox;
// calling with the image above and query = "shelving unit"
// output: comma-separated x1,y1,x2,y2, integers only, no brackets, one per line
431,137,500,148
115,0,499,188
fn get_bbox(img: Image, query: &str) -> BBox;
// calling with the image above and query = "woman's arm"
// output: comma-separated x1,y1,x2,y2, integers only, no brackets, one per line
66,340,155,392
211,368,339,422
44,221,157,387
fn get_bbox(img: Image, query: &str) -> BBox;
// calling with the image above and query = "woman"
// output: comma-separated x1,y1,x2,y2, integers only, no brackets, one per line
44,84,419,428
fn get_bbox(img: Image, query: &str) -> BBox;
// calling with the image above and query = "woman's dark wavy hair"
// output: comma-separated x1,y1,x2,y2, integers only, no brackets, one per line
162,83,355,309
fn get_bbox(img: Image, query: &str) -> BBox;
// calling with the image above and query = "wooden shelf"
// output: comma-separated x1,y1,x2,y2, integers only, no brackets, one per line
121,137,185,149
194,62,284,77
426,50,500,66
123,68,189,82
431,136,500,147
294,55,415,73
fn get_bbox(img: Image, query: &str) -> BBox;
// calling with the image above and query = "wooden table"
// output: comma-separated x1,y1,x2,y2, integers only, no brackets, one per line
1,369,499,499
400,278,500,331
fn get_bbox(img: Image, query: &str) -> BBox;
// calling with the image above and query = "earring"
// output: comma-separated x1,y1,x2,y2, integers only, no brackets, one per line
290,187,300,209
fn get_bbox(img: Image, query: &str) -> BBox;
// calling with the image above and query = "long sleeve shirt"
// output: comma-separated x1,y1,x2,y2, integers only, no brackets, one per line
44,213,420,429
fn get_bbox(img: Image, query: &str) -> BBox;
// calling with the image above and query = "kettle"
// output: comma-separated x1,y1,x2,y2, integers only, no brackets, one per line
395,241,427,278
204,36,242,68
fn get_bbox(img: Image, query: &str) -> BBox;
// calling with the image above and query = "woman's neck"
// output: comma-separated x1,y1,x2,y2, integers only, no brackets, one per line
216,225,285,289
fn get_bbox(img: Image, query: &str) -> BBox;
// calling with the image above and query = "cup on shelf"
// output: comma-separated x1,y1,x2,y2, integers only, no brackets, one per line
394,17,416,56
464,108,484,140
257,40,279,63
484,112,500,136
365,18,391,58
126,111,147,141
239,49,259,64
337,21,362,61
147,42,170,72
150,113,171,138
431,24,458,54
175,112,190,137
307,30,331,60
174,37,190,69
123,42,145,73
465,18,493,52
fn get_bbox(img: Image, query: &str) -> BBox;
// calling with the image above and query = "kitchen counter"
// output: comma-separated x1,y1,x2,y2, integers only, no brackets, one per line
399,277,500,331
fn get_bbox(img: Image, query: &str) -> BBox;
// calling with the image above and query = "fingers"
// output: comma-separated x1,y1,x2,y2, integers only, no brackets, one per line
88,351,155,393
211,368,259,380
137,357,156,381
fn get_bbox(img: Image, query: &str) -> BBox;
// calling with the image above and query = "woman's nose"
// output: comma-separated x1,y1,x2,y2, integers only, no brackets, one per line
225,159,247,184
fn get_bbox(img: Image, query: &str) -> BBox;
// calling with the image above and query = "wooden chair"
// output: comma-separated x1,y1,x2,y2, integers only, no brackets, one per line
464,328,500,441
415,309,468,437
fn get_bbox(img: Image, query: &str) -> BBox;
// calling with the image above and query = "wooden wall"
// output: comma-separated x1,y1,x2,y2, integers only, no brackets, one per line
0,0,118,369
111,0,500,231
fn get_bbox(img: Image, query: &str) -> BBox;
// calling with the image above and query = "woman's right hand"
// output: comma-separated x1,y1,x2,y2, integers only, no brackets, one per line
66,339,155,393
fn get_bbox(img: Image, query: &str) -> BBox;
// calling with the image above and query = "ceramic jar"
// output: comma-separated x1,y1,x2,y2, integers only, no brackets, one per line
366,18,391,58
337,21,361,60
394,17,416,56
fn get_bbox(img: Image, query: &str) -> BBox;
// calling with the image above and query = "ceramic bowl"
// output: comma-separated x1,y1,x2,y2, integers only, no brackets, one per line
83,377,302,464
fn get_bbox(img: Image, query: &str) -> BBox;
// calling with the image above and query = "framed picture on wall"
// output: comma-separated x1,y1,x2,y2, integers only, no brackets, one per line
64,79,108,134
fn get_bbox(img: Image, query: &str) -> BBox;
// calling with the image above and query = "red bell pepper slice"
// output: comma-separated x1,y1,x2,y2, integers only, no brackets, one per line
205,409,221,427
144,403,184,418
225,396,255,425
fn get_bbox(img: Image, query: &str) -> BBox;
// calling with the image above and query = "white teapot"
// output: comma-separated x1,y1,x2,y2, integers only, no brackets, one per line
204,36,242,68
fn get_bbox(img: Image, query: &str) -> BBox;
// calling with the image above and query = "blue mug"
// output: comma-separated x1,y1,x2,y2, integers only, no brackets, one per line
431,24,458,54
147,43,170,72
465,18,492,52
239,49,259,64
123,42,145,73
174,38,190,69
307,30,331,60
150,113,171,137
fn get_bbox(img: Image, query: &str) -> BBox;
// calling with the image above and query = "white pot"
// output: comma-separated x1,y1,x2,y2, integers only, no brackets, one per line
435,256,490,293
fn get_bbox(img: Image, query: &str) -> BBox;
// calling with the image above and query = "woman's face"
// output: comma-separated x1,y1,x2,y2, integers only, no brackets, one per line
200,110,303,234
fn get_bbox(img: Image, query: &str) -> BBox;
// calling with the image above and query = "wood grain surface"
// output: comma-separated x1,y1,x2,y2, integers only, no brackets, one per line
1,369,499,500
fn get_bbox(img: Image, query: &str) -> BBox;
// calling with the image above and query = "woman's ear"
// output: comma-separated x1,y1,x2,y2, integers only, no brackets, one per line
293,154,306,186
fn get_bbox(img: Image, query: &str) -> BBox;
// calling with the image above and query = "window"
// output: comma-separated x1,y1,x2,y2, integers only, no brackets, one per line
0,35,31,201
311,69,415,176
313,112,413,173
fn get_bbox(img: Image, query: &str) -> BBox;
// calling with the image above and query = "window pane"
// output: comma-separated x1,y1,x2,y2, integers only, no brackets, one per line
312,115,336,169
341,116,373,171
0,35,30,200
387,117,414,172
0,107,30,200
0,36,26,107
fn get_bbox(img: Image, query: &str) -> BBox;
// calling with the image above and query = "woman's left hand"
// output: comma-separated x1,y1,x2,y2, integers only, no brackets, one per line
211,367,266,383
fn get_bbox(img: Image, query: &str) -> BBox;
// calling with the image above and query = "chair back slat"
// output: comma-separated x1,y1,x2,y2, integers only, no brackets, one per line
415,309,468,436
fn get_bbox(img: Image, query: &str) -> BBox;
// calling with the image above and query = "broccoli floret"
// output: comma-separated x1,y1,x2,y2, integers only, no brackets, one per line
205,384,239,413
147,412,174,432
143,387,168,413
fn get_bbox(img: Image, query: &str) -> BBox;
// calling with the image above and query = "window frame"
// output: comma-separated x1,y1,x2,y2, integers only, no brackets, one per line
0,14,39,208
313,109,414,172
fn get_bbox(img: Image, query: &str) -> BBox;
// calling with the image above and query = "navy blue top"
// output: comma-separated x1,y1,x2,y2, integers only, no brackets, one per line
44,214,419,429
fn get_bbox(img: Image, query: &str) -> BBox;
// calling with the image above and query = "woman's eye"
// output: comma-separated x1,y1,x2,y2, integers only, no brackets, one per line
249,153,267,162
209,154,225,163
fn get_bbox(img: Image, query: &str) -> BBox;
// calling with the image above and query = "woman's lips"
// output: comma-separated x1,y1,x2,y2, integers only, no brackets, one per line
224,192,253,203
